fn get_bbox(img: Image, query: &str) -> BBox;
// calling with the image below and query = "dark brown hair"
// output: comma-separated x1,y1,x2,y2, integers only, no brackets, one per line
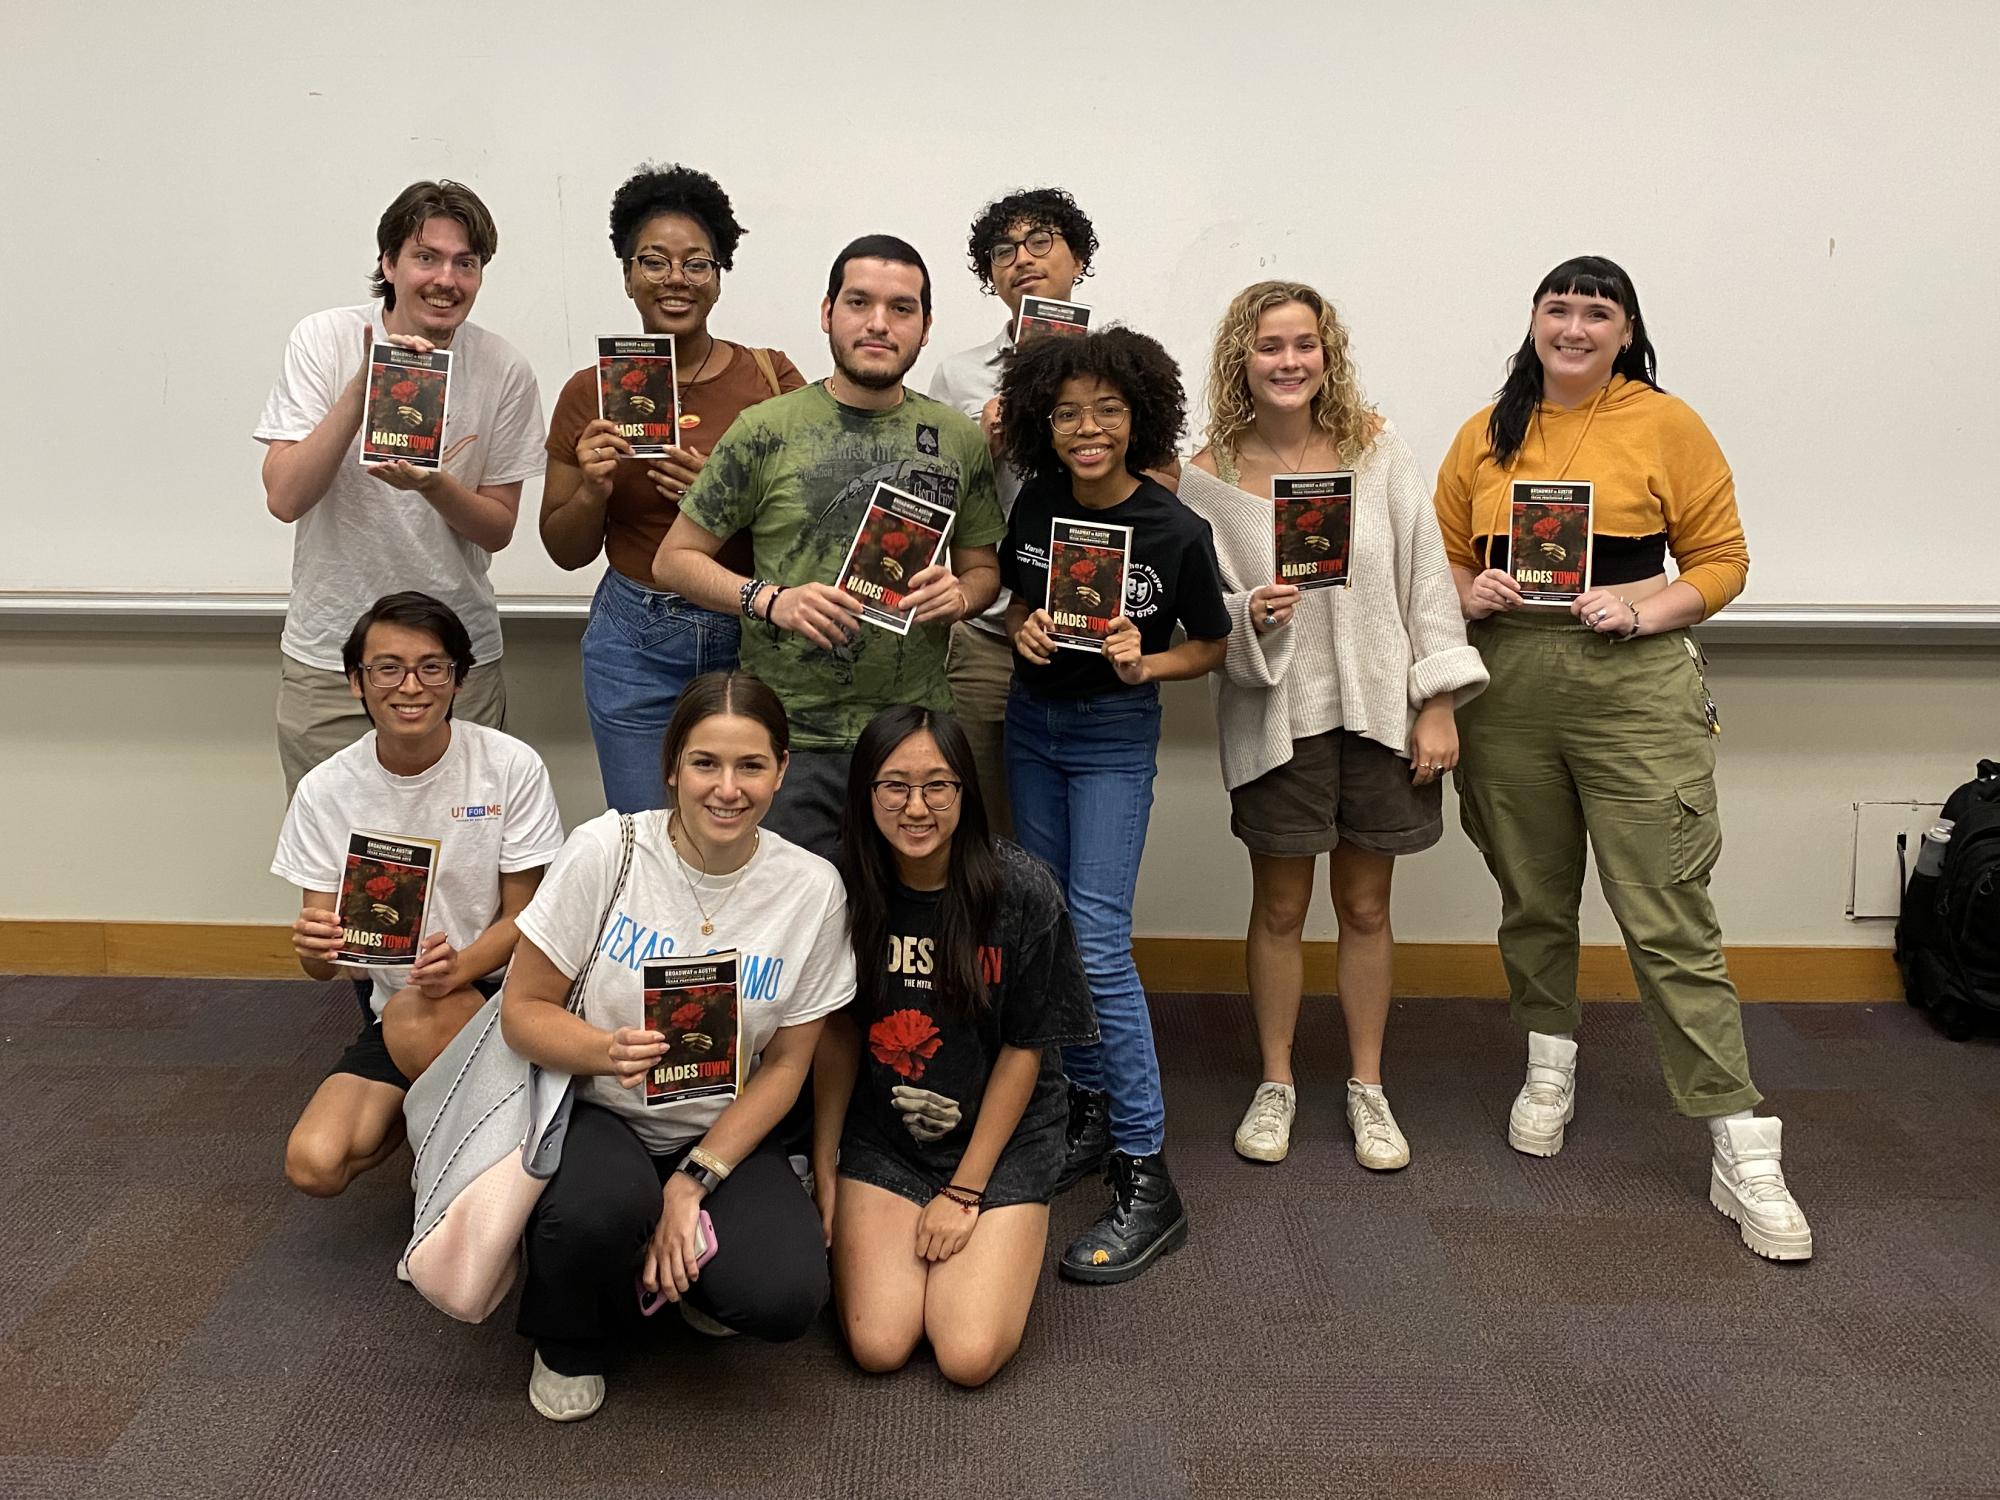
370,180,499,309
660,672,791,794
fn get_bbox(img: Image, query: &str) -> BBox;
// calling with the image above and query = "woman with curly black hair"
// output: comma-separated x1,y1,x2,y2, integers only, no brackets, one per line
540,163,805,813
996,328,1228,1284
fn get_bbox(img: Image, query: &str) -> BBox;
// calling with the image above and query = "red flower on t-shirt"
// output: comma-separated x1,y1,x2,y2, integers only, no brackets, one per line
389,379,419,404
1067,557,1097,585
669,1001,705,1032
869,1008,942,1081
619,367,649,393
364,875,397,901
1531,515,1564,542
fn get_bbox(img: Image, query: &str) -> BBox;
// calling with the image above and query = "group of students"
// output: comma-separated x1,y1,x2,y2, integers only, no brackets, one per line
259,167,1814,1422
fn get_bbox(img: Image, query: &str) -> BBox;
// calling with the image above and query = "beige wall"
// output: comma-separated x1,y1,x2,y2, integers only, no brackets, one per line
1,621,1992,947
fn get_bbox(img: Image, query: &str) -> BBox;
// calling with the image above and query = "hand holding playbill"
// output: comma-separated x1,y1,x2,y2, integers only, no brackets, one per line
596,335,680,458
361,343,451,471
1507,481,1593,606
833,483,957,635
642,954,742,1106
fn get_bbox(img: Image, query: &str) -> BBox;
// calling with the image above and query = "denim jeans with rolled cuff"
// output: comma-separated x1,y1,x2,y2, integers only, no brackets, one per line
1004,680,1166,1157
581,568,741,814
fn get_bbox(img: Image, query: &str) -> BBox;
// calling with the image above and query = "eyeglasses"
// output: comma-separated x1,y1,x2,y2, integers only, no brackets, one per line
360,658,455,689
988,228,1062,268
631,253,718,286
1048,400,1130,435
871,779,963,812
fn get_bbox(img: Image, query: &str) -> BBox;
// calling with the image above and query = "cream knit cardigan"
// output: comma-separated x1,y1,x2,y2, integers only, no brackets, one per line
1179,422,1489,790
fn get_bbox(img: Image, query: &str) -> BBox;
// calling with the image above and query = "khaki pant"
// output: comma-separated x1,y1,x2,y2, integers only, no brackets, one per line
946,621,1014,837
1454,611,1759,1117
277,655,508,798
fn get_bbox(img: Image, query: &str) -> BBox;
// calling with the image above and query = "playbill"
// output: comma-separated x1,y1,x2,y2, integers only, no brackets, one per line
360,344,451,469
834,482,956,634
1045,517,1132,653
336,831,440,966
643,953,742,1106
1508,481,1593,605
1014,295,1091,345
1272,471,1354,591
597,335,680,457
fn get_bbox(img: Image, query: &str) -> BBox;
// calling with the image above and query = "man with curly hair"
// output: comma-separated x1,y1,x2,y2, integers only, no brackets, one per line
928,189,1100,838
654,235,1004,859
257,180,546,797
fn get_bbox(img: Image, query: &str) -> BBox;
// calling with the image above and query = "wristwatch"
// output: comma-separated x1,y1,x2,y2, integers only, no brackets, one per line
675,1155,724,1195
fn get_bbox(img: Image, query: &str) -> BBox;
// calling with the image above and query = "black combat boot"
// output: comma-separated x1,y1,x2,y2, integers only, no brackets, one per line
1059,1151,1188,1284
1055,1084,1110,1193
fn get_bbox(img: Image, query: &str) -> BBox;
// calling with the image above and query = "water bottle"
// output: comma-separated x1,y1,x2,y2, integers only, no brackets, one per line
1913,819,1955,878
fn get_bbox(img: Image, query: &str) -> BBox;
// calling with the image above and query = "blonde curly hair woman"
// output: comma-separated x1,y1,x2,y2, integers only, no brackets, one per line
1180,281,1488,1170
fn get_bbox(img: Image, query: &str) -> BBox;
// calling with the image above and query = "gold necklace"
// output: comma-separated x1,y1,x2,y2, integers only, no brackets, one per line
1254,426,1316,474
666,811,757,938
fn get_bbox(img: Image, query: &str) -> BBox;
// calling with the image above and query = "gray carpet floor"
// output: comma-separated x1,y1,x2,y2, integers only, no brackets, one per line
1,974,1996,1499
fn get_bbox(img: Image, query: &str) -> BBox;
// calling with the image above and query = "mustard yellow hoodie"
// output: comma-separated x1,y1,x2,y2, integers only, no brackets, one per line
1431,376,1748,616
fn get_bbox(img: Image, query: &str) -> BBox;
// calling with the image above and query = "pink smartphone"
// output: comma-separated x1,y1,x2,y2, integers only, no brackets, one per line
637,1209,718,1316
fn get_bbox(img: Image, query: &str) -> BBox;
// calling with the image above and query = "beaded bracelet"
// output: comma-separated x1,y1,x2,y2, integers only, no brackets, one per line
739,578,768,620
939,1183,985,1212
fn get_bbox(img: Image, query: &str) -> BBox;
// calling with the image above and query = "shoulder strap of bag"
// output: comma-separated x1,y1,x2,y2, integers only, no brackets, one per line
751,346,783,398
563,813,637,1016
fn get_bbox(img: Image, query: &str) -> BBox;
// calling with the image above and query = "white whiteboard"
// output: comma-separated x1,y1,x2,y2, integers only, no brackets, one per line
5,0,1995,607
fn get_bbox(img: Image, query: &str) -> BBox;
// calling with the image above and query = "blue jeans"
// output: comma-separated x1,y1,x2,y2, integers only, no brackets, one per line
1004,681,1165,1156
581,569,741,813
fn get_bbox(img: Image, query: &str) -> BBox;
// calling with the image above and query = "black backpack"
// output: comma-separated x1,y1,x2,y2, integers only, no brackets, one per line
1897,759,2000,1039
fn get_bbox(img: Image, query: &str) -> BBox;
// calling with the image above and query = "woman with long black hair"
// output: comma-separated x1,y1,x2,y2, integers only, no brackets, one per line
1435,255,1811,1260
811,706,1095,1386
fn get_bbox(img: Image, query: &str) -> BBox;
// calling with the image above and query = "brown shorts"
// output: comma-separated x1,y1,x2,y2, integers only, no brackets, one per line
1229,729,1442,858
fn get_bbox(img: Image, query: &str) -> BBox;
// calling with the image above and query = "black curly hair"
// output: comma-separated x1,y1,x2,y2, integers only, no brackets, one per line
999,327,1183,482
965,187,1099,292
607,163,745,269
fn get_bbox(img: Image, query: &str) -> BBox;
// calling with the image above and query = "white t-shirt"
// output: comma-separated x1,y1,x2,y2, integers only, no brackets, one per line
515,810,856,1152
929,326,1023,637
271,722,567,1014
254,304,547,671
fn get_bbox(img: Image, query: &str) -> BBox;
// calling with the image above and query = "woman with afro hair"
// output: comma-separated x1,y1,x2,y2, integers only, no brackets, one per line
996,327,1229,1284
540,163,806,813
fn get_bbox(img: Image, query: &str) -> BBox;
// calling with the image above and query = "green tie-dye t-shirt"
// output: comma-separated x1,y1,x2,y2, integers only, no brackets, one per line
679,382,1004,750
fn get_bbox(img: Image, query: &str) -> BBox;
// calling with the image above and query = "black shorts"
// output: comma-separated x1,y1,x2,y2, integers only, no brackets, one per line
837,1113,1066,1211
327,974,503,1091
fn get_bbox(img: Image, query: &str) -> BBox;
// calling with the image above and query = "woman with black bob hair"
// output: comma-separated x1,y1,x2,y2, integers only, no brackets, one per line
1435,255,1812,1261
996,328,1230,1284
811,706,1095,1386
540,163,805,813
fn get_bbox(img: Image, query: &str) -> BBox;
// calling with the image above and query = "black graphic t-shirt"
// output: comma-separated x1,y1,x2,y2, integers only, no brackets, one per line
841,841,1097,1204
1001,473,1231,700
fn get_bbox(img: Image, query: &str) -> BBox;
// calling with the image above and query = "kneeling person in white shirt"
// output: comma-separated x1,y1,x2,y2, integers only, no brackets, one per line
271,592,567,1198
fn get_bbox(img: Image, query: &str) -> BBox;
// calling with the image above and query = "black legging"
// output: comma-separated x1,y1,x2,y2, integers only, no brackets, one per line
518,1101,830,1375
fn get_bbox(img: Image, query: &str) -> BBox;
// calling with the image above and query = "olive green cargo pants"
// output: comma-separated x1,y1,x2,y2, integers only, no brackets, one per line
1454,611,1760,1118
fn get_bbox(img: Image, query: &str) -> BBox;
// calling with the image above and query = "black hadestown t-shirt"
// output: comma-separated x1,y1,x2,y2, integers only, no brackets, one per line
843,841,1097,1195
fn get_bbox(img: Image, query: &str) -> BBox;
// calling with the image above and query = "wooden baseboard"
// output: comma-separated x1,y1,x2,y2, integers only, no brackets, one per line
0,920,1901,1000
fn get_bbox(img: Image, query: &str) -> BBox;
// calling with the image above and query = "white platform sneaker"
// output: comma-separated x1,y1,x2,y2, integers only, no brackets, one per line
1344,1080,1411,1170
1709,1117,1813,1261
1508,1033,1577,1157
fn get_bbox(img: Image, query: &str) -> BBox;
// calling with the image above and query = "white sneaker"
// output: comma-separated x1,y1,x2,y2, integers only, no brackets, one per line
1233,1081,1297,1162
1508,1033,1577,1157
678,1299,739,1338
1709,1117,1813,1261
528,1351,604,1422
1344,1080,1411,1171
